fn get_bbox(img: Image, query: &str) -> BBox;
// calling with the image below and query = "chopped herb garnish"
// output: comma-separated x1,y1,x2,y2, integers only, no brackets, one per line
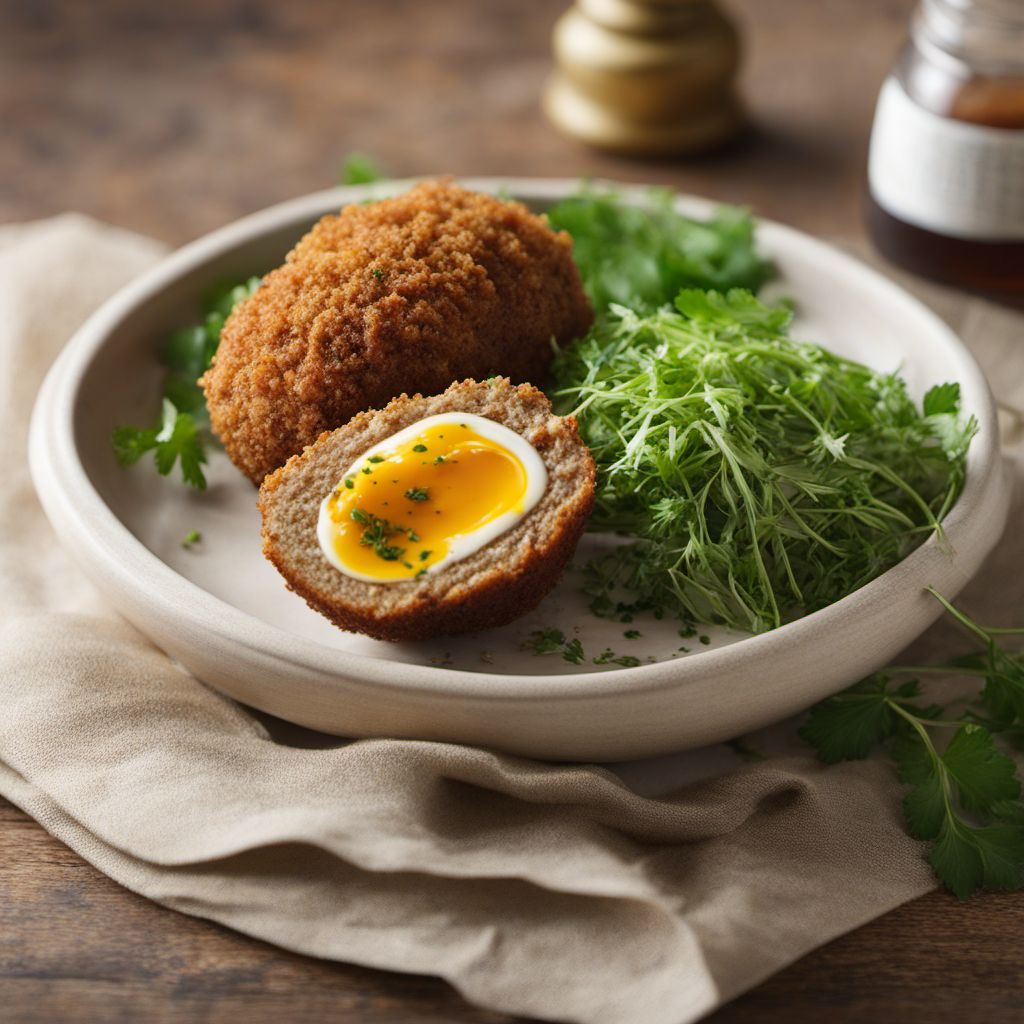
624,629,641,640
361,466,372,475
523,628,568,656
368,455,384,463
699,635,711,646
593,649,642,668
433,455,446,464
404,487,429,502
413,444,428,453
371,268,383,280
420,550,432,561
181,529,201,549
344,477,354,489
350,508,406,562
562,638,585,665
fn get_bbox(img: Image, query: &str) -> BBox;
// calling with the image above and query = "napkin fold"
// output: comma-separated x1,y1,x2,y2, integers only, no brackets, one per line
2,214,1019,1024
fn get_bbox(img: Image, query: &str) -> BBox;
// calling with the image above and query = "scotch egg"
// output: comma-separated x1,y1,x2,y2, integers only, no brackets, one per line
317,413,548,583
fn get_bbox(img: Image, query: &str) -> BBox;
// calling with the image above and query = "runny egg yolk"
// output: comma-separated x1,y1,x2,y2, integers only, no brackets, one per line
317,413,548,583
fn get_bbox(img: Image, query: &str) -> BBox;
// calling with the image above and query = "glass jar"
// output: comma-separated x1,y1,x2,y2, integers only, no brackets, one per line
867,0,1024,292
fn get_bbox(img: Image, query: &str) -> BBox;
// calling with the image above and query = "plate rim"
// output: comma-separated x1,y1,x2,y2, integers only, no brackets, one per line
29,176,1006,703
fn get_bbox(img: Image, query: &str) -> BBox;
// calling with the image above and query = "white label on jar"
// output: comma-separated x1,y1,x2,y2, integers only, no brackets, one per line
869,76,1024,241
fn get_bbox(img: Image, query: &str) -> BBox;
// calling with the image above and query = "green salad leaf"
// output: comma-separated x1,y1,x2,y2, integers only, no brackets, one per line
552,289,975,633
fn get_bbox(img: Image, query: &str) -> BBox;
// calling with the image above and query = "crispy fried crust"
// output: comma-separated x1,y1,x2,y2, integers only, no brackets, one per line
258,379,596,642
201,180,593,484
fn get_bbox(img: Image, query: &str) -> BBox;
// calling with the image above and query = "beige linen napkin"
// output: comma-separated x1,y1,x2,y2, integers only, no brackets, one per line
1,214,1020,1024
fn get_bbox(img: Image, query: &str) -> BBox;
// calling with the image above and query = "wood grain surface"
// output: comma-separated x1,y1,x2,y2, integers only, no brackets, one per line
2,0,1022,1022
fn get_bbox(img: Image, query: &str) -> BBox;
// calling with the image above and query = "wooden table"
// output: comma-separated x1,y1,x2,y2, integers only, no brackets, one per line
2,1,1021,1020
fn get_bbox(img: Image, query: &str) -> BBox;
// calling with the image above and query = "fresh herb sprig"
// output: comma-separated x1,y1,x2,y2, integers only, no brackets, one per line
340,152,382,185
553,289,975,633
801,591,1024,899
111,277,260,489
547,186,774,318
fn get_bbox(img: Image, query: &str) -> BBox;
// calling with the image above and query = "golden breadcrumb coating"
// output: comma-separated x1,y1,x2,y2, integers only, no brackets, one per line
200,179,593,483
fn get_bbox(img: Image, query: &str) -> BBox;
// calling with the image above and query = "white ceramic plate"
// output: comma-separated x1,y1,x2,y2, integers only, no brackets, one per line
29,179,1010,761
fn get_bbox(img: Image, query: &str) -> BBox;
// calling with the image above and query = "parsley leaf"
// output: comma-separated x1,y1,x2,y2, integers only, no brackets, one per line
930,820,1024,900
114,400,208,489
798,676,904,763
547,186,773,315
112,424,159,466
941,725,1021,814
923,382,962,417
111,277,260,489
801,592,1024,900
154,399,208,488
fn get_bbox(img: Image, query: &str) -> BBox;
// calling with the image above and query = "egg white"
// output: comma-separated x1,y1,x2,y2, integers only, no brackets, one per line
317,412,549,584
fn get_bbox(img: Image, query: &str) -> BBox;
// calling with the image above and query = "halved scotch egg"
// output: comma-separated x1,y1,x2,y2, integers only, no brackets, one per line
258,379,595,642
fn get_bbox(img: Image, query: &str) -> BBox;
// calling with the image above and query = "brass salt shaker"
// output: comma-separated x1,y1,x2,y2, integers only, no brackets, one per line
544,0,744,155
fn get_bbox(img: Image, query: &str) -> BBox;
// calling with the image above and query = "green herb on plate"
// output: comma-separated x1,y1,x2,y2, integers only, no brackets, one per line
523,628,586,665
111,277,260,489
595,650,642,668
523,627,567,655
181,529,202,549
553,288,975,633
547,186,774,317
113,398,208,491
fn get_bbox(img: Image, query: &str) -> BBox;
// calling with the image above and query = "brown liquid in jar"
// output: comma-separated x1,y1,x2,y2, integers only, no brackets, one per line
868,71,1024,293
